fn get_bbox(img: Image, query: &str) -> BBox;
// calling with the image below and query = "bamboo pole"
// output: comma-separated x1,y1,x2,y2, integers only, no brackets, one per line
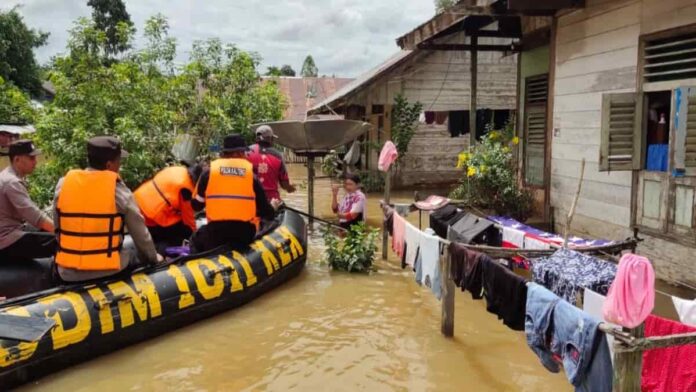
563,158,586,248
613,325,644,392
382,168,392,260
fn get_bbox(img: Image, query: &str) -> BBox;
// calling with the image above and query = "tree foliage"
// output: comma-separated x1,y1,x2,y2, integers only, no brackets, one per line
301,55,318,77
265,64,296,77
0,7,49,94
323,222,379,273
87,0,134,58
435,0,457,13
29,14,285,206
391,94,423,160
0,76,36,124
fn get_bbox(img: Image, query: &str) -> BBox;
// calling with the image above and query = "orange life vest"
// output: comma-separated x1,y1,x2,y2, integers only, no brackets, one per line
134,166,196,231
205,158,257,226
55,170,124,271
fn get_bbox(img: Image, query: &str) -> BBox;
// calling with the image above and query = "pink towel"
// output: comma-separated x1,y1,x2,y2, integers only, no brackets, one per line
603,253,655,328
378,141,398,172
392,212,406,258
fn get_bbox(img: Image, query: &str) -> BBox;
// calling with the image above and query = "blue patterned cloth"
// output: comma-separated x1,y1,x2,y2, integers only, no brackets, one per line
532,249,617,304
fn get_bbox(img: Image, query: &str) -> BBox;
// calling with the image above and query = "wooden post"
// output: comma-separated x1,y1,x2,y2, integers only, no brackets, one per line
382,168,392,260
469,35,478,147
307,156,315,226
613,325,645,392
441,233,456,337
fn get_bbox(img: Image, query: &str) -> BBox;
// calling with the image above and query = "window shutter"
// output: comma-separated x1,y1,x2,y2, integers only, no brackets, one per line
523,74,548,185
644,32,696,83
600,93,641,171
674,87,696,172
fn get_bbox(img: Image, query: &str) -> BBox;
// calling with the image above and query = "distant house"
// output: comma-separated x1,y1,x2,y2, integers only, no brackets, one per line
0,124,36,150
309,1,519,188
268,77,353,121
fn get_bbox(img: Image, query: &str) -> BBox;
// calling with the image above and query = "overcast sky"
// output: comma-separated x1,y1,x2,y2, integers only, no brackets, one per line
6,0,435,77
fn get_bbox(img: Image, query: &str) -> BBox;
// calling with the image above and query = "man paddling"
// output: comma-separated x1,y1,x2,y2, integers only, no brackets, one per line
0,140,55,261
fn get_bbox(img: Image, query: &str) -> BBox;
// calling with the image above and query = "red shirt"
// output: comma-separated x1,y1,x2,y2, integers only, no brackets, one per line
247,144,289,201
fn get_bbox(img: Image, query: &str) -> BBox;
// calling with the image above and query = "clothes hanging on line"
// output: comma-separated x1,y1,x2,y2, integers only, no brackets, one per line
404,222,421,268
532,248,617,304
582,289,617,363
482,258,527,331
671,295,696,327
378,141,398,172
429,205,467,239
642,314,696,392
489,216,615,248
392,211,407,259
526,283,613,392
448,242,485,299
502,226,525,249
523,236,552,250
602,254,655,329
415,228,442,299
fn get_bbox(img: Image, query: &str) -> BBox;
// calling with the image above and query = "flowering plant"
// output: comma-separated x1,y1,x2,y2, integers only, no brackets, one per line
451,121,533,221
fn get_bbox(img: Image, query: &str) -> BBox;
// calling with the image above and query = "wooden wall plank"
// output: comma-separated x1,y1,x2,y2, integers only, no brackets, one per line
554,66,637,95
555,24,640,64
558,0,639,28
551,191,632,226
556,47,638,79
551,158,634,186
553,111,602,128
557,2,641,44
551,175,633,206
642,4,696,35
551,142,601,163
552,127,601,145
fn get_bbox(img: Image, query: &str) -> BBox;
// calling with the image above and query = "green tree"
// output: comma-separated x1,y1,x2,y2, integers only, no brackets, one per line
0,7,49,94
265,66,282,76
280,64,296,76
0,76,36,124
87,0,134,58
30,15,285,207
391,94,423,160
435,0,456,13
301,55,318,77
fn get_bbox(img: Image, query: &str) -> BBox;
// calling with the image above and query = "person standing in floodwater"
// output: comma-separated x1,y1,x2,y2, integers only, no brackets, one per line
331,173,366,230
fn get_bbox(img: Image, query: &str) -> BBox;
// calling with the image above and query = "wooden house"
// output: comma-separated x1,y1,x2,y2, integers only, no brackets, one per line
309,1,518,188
406,0,696,287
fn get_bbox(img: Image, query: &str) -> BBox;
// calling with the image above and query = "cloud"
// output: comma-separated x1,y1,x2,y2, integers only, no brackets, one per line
5,0,434,77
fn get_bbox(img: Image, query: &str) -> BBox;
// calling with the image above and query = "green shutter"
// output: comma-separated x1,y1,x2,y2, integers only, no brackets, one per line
674,87,696,171
600,93,641,171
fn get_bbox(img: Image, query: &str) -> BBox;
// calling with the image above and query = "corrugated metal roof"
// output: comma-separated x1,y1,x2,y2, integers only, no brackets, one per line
309,50,415,113
0,124,35,135
270,77,354,121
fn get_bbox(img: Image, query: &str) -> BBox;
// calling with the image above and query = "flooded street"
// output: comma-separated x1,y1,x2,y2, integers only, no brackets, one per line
21,164,570,391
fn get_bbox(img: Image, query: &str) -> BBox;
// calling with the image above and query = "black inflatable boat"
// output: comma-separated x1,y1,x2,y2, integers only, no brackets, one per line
0,210,307,389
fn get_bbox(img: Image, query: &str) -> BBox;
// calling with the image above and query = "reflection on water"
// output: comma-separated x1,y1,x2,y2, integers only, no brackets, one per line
22,164,570,391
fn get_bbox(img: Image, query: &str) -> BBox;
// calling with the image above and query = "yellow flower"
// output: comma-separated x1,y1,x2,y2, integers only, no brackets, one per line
502,146,510,153
467,166,477,177
489,131,499,140
456,152,469,169
512,136,520,145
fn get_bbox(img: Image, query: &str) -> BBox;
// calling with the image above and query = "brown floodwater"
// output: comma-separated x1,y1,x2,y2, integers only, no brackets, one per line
20,164,570,391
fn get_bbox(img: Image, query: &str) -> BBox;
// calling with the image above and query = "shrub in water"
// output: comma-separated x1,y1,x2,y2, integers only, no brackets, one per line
322,222,379,273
